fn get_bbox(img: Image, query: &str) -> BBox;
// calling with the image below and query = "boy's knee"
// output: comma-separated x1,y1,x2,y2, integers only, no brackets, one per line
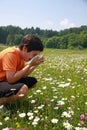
18,84,28,97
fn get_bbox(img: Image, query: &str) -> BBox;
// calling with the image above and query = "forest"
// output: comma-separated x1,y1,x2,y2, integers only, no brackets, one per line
0,25,87,49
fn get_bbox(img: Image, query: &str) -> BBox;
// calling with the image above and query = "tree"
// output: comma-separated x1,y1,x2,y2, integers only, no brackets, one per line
0,27,8,44
79,33,87,48
6,34,23,46
67,33,80,49
46,36,60,48
0,25,87,49
14,34,23,45
6,34,15,46
59,35,68,49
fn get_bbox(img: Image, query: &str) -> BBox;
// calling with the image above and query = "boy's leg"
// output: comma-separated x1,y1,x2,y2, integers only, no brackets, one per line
0,76,37,104
16,77,37,88
0,84,28,104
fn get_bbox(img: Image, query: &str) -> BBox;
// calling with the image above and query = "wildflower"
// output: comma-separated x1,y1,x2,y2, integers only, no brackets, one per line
53,96,58,99
27,112,33,116
48,104,51,107
82,127,87,130
61,111,71,118
22,128,28,130
4,117,10,121
0,105,4,109
0,122,2,125
45,116,48,119
32,117,40,127
32,121,38,126
63,121,73,130
28,116,34,120
80,114,85,120
31,100,36,103
80,121,85,126
61,97,67,101
71,95,75,99
59,83,70,88
8,128,14,130
28,95,32,98
51,99,54,102
19,113,26,118
57,100,65,106
75,127,81,130
34,116,40,122
85,113,87,116
59,83,65,88
36,90,41,93
67,78,71,82
38,104,44,109
54,107,59,110
18,94,24,97
43,77,52,81
40,92,43,95
34,110,38,113
63,83,70,87
70,95,75,101
51,118,58,124
85,102,87,105
69,110,74,115
42,86,47,89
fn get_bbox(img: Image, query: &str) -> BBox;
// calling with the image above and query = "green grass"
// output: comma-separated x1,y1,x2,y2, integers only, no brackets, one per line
0,48,87,130
0,44,8,51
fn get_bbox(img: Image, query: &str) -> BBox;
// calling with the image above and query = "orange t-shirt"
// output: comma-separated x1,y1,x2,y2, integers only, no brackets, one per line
0,47,25,81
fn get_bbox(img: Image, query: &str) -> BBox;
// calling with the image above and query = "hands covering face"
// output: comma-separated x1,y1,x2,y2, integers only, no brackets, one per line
28,54,44,66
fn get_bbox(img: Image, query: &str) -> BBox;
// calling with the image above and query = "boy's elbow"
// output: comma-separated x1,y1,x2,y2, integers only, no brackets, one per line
7,76,17,83
7,78,15,84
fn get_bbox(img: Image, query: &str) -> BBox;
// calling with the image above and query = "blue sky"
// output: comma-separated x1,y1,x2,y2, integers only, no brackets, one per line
0,0,87,31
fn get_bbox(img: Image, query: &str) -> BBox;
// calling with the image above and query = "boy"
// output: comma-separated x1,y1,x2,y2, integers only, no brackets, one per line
0,34,44,104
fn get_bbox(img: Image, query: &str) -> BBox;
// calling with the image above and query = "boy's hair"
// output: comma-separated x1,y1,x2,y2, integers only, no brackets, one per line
19,34,44,52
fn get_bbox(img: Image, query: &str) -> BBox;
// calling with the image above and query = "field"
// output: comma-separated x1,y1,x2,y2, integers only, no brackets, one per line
0,48,87,130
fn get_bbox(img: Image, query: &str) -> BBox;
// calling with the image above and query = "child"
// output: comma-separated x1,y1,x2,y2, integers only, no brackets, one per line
0,34,44,104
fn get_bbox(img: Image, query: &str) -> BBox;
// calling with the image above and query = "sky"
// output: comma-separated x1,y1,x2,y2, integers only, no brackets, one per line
0,0,87,31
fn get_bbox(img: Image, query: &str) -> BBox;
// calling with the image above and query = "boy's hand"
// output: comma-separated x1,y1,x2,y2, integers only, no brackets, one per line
28,55,44,66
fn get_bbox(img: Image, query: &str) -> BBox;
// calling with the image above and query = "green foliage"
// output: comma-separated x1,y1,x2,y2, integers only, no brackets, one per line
46,36,60,48
6,34,23,46
0,25,87,49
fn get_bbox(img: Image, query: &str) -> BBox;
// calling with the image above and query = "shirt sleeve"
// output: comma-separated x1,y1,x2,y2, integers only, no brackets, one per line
2,52,17,72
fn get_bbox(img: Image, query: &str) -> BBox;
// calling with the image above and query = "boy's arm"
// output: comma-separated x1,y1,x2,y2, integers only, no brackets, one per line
6,65,36,83
6,57,44,83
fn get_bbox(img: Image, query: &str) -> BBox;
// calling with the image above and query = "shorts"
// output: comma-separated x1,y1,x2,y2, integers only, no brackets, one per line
0,77,37,98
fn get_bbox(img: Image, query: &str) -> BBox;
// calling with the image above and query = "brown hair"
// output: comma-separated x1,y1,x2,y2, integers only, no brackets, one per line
19,34,44,52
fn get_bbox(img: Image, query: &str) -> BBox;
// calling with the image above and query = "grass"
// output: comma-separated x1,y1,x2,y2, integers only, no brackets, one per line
0,47,87,130
0,44,8,51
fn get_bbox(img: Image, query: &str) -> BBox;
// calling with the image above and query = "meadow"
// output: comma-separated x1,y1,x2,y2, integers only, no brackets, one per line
0,48,87,130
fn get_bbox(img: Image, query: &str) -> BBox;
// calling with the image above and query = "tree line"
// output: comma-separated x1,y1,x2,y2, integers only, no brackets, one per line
0,25,87,49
